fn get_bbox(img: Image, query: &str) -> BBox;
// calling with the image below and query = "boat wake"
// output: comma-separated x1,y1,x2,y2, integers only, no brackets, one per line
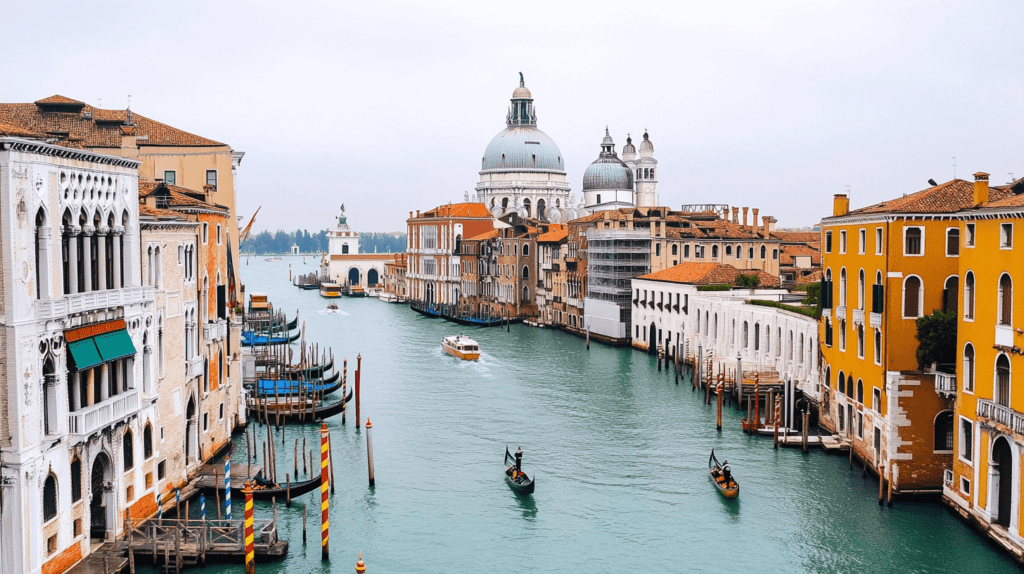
317,309,350,316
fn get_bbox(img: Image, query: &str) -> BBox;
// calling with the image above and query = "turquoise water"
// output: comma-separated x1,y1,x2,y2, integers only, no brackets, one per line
151,256,1018,573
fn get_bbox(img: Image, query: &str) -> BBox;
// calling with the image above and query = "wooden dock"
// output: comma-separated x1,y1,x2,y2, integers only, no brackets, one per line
777,434,850,451
116,517,287,572
66,545,127,574
193,463,265,490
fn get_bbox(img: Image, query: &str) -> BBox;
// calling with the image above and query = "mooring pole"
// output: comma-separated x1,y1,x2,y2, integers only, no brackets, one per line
244,482,255,574
773,395,781,449
716,381,723,431
355,354,362,429
342,358,348,425
225,457,232,521
320,423,330,561
366,418,376,487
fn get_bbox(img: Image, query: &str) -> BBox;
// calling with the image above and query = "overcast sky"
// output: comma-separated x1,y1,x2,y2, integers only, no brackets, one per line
7,1,1024,233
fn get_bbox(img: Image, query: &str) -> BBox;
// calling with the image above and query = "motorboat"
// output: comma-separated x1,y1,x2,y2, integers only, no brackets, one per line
441,335,480,361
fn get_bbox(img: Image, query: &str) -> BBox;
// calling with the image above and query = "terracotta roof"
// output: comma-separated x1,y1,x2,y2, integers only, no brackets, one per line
796,269,823,285
978,191,1024,210
842,179,1014,217
0,97,226,148
537,224,568,243
779,244,821,266
772,231,820,244
139,203,187,220
467,229,501,241
139,181,229,213
0,120,43,138
418,203,492,219
638,262,781,288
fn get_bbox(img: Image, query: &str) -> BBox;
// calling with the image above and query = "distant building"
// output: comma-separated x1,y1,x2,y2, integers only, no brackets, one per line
406,203,494,309
323,206,396,288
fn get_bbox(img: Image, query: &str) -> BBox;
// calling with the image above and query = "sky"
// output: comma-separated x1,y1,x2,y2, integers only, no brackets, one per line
6,0,1024,233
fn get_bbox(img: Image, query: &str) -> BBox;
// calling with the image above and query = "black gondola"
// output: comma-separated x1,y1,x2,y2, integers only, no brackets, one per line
504,446,535,495
241,330,301,347
206,472,323,500
246,388,353,424
284,357,334,380
709,448,739,498
250,371,341,398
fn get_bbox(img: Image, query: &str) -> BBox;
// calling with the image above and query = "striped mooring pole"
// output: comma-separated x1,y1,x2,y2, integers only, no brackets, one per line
342,359,348,425
200,494,206,521
320,422,330,560
244,481,255,574
157,492,163,519
225,458,232,520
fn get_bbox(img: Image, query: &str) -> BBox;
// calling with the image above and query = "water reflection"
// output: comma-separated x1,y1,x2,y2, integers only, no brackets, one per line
514,491,537,520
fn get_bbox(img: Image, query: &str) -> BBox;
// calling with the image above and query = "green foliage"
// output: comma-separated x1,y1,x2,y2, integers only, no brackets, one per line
697,284,733,292
734,274,761,289
748,299,821,319
240,230,407,255
915,311,957,371
802,282,822,312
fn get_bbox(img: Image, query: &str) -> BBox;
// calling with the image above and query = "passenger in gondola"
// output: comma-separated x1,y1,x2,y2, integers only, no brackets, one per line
722,462,733,486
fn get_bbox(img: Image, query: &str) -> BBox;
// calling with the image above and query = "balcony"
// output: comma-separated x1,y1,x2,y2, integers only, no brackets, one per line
541,261,552,271
68,388,141,440
870,312,882,328
186,355,204,380
977,398,1024,435
852,309,865,325
822,308,831,319
835,306,846,320
935,371,957,397
35,286,155,321
205,320,228,342
996,325,1014,347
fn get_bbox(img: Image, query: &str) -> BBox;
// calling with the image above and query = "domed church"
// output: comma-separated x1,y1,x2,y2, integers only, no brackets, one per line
583,129,659,212
474,74,571,222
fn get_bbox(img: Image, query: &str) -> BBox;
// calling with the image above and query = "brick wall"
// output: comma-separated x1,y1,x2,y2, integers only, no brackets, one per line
41,541,82,574
891,373,955,490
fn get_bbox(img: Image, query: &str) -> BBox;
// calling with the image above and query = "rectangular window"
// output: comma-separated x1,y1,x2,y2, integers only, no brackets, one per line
965,223,975,247
219,403,224,419
73,519,82,537
217,224,222,244
960,417,973,462
946,228,960,256
875,228,883,255
873,329,881,365
202,223,209,244
1001,223,1013,249
858,412,864,438
857,327,865,358
905,227,923,255
158,460,166,479
163,170,176,185
873,388,881,413
961,477,971,495
47,535,57,556
839,319,846,351
203,412,209,432
825,231,832,253
858,229,866,254
839,230,847,254
206,170,218,190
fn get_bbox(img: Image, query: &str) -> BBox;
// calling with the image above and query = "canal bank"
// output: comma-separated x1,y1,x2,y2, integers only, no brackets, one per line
139,256,1020,573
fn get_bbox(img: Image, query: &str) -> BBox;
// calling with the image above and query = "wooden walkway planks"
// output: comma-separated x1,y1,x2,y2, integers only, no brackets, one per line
66,544,128,574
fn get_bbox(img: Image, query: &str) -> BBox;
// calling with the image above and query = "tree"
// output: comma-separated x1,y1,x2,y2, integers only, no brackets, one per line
915,310,957,371
734,274,760,289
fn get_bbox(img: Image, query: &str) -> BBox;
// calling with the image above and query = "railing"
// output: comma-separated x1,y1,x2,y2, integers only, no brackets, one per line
935,371,957,396
977,398,1024,434
35,286,155,320
68,388,141,438
204,320,228,342
186,356,204,380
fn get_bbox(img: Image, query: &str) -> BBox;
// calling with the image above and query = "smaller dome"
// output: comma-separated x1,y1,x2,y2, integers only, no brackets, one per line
639,130,653,151
622,134,636,155
512,86,532,99
582,128,634,191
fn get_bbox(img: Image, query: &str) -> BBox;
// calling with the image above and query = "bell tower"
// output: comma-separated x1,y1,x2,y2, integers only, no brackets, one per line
635,130,658,207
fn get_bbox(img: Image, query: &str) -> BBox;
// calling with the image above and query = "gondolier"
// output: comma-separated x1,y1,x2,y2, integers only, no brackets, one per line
515,447,523,472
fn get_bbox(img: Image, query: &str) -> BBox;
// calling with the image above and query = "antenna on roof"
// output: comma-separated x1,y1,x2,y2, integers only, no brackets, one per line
951,157,956,180
97,98,102,108
1009,173,1015,183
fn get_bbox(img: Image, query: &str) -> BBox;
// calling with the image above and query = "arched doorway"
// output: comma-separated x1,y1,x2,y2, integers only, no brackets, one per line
425,283,435,306
537,199,546,220
90,452,111,539
348,268,360,286
649,323,657,355
993,436,1014,527
367,269,379,287
186,396,197,464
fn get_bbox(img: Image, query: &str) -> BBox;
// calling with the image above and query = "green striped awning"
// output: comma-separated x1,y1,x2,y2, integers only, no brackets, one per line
68,339,103,370
94,329,136,362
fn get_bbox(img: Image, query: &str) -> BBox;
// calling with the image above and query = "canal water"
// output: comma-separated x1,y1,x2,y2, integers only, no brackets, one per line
151,256,1019,573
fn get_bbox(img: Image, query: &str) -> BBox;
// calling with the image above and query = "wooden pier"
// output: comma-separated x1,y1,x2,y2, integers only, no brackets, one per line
115,517,287,572
66,545,127,574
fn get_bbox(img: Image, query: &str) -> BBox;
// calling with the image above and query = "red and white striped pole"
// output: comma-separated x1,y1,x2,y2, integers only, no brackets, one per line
320,422,330,561
244,481,255,574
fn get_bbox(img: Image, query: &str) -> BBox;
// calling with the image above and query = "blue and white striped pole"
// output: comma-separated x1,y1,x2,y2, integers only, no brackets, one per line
175,487,181,518
200,493,206,521
224,458,232,520
157,492,163,519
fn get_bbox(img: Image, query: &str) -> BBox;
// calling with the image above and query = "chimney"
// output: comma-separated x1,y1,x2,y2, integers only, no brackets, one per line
833,194,850,217
742,207,749,229
416,210,421,217
752,208,759,234
732,206,739,224
762,215,773,237
974,172,990,205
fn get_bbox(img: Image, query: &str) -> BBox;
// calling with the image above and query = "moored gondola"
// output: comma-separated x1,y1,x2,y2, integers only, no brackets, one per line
251,371,341,398
246,387,353,424
709,448,739,498
241,330,301,347
504,446,535,495
208,473,323,501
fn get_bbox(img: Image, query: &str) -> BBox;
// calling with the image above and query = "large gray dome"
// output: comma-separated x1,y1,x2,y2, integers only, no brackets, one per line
582,129,633,191
481,126,565,173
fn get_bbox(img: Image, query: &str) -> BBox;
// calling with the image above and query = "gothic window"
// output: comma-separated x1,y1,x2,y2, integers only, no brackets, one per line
838,372,846,395
963,343,975,392
523,244,529,257
964,271,975,319
123,429,134,470
857,379,864,403
999,273,1012,326
44,474,58,522
760,245,766,259
144,424,153,459
996,354,1011,407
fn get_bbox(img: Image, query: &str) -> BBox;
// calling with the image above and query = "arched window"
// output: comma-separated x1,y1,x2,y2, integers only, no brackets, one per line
522,266,529,279
144,424,153,459
748,247,754,259
800,333,805,362
776,327,782,357
123,429,134,470
725,245,732,256
839,268,847,307
712,245,719,258
70,457,82,502
946,228,960,256
43,474,58,521
522,244,529,257
671,244,677,256
754,323,760,350
765,328,771,354
742,321,749,348
838,371,846,395
964,271,975,320
858,269,865,310
903,276,922,318
760,245,766,259
522,285,529,302
963,343,975,392
735,245,742,258
999,273,1012,326
35,209,47,299
943,275,959,315
857,379,864,403
656,243,661,256
934,411,954,451
996,354,1011,407
788,330,794,360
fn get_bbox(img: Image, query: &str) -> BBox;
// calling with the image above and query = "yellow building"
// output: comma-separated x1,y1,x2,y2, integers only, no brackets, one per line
818,178,1000,494
946,174,1024,559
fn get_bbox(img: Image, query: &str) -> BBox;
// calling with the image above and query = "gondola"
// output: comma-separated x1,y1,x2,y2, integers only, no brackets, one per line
251,371,341,398
241,330,301,347
409,301,443,318
246,388,353,424
208,472,323,501
284,357,334,380
709,448,739,498
504,446,535,495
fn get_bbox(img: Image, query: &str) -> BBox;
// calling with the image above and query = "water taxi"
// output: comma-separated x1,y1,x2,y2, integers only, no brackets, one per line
441,335,480,361
320,282,342,298
325,303,342,313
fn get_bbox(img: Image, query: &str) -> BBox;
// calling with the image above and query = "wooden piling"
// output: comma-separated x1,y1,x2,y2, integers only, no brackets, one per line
802,411,809,453
328,429,336,494
888,463,895,507
303,503,307,544
356,354,362,429
754,374,760,430
320,423,330,561
878,463,885,505
295,439,299,477
716,381,723,431
366,418,376,487
215,470,222,519
773,395,781,449
746,395,753,435
286,473,292,508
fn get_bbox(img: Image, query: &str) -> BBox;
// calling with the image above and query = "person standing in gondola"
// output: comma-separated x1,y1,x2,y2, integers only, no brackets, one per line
515,447,523,473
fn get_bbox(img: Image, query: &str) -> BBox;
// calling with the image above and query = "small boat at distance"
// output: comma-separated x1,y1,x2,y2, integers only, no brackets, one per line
504,446,535,495
709,448,739,498
320,283,342,298
441,335,480,361
325,303,341,313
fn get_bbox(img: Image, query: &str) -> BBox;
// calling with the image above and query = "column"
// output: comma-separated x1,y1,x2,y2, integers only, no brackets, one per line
68,226,80,295
112,226,124,289
70,371,81,411
85,368,95,407
99,362,109,402
81,225,94,292
96,227,108,290
37,225,51,298
143,346,152,394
